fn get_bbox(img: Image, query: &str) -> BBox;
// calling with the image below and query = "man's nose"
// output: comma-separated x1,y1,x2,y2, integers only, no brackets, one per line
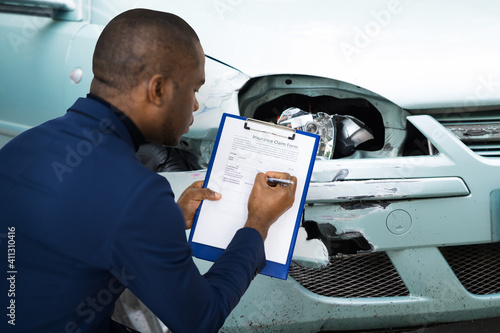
193,96,199,112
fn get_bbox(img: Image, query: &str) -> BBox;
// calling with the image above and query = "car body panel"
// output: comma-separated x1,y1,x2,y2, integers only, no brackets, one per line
2,1,500,332
137,0,500,109
191,245,500,332
0,1,93,145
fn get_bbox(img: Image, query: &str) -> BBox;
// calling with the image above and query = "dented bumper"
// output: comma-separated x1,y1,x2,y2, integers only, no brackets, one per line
162,115,500,332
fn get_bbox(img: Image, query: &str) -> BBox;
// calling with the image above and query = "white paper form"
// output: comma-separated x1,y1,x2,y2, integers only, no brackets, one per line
191,115,318,266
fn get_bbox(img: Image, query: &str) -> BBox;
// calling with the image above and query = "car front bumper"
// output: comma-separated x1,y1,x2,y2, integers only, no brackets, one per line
162,115,500,332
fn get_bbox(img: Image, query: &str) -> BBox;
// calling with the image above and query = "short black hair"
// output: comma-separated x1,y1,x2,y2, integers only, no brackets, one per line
92,8,200,92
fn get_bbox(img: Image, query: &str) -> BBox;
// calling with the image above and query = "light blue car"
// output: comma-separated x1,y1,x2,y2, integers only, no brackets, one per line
2,0,500,332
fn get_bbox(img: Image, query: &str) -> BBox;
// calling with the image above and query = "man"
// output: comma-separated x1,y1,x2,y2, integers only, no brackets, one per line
0,8,296,333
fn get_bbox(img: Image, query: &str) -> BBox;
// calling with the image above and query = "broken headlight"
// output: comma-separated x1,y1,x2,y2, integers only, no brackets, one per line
277,107,374,159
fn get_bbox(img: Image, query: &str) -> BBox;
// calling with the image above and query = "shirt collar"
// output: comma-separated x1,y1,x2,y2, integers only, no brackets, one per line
86,93,145,151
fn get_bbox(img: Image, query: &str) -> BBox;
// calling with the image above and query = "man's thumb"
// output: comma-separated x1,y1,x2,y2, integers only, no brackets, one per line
204,188,222,201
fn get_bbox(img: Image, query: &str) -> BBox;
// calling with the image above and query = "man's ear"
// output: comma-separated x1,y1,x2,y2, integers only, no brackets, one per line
147,74,174,106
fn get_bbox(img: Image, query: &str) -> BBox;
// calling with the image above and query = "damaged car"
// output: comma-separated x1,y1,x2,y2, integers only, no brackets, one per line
2,0,500,332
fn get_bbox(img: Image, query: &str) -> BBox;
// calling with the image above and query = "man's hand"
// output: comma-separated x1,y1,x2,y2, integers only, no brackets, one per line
177,180,221,229
245,172,297,241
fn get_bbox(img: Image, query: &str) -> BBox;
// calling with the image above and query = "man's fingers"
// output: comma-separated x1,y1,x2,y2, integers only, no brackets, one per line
184,187,221,201
246,172,298,240
203,188,222,201
255,172,267,185
265,171,293,181
262,172,295,188
190,180,204,189
184,181,221,200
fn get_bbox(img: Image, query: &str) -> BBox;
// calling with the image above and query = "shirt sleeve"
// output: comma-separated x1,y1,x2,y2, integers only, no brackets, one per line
109,175,266,333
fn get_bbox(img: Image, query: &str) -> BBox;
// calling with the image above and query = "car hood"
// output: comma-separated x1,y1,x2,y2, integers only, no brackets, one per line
153,0,500,109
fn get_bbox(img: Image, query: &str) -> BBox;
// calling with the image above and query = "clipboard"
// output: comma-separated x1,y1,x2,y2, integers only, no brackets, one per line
188,113,319,279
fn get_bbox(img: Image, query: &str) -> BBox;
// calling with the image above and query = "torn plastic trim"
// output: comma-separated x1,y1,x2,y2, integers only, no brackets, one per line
302,221,373,255
443,122,500,142
292,222,376,268
306,177,469,204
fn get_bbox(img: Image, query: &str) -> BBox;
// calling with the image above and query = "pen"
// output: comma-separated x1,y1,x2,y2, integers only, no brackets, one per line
267,177,295,186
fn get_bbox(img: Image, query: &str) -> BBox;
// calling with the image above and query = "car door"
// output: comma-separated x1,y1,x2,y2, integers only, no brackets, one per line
0,0,94,147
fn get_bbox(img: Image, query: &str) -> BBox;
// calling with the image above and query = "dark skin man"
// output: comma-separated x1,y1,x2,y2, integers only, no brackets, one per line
90,9,297,240
0,8,297,333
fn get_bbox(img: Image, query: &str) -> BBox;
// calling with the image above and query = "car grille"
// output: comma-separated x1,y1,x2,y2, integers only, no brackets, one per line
440,242,500,295
289,252,409,298
438,118,500,157
465,142,500,157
